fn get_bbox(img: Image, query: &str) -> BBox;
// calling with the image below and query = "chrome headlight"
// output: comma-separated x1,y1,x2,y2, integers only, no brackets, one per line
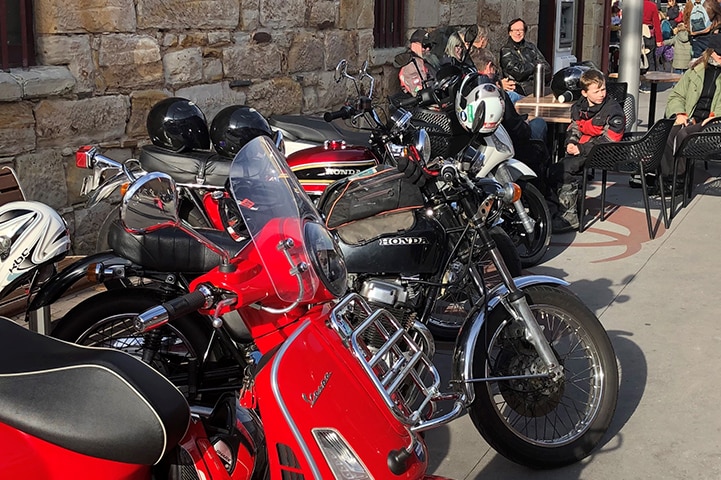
390,107,412,133
304,222,347,297
410,128,431,165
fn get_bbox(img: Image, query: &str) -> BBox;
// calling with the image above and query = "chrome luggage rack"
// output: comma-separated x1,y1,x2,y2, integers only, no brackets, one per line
329,293,466,432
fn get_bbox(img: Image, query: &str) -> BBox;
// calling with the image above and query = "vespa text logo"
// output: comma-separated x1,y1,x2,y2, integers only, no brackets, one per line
302,371,332,407
324,167,362,176
378,237,429,246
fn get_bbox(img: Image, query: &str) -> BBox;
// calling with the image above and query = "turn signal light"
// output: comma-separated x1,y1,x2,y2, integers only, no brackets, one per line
510,182,522,203
76,145,96,169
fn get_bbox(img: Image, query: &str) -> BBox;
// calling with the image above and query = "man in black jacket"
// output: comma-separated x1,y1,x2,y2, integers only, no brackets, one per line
499,18,552,97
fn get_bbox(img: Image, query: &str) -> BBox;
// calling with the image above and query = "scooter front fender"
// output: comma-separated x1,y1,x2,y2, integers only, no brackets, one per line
451,275,570,402
26,252,133,314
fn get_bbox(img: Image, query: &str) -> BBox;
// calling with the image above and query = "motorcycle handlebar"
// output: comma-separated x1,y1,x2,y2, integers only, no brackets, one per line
134,290,209,333
323,105,355,122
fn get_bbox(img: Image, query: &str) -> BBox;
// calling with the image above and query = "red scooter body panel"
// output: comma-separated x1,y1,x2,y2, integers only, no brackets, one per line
0,421,150,479
286,144,378,197
253,316,428,479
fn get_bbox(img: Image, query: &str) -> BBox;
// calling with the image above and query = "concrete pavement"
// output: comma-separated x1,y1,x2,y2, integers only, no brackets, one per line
427,84,721,479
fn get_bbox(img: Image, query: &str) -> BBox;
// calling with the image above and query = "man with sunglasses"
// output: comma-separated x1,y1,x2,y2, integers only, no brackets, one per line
399,29,439,96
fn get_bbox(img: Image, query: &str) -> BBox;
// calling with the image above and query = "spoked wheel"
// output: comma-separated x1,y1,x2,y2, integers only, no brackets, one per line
51,289,210,397
427,226,521,340
469,285,619,468
502,182,551,268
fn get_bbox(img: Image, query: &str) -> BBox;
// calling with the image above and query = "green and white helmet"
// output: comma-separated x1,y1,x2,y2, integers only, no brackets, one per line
455,73,505,133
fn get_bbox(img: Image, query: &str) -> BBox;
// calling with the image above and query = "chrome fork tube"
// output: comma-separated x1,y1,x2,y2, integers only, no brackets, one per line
471,245,564,381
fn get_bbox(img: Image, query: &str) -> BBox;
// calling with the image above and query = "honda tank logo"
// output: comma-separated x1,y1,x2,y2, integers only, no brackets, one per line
378,237,429,246
325,167,362,176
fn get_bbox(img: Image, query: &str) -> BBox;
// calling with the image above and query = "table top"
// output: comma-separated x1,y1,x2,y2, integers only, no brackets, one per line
641,71,682,83
515,94,572,123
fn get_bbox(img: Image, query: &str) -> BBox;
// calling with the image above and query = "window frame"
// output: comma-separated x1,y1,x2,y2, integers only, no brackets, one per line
1,0,36,70
373,0,405,49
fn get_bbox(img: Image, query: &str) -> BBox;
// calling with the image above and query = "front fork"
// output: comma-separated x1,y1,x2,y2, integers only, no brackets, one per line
494,165,536,235
471,227,564,381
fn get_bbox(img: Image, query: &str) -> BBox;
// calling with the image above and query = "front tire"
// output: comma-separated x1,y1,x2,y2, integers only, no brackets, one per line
51,288,211,397
468,285,619,468
502,182,551,268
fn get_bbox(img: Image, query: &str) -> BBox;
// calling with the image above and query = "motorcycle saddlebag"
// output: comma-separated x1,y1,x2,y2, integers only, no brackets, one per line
321,165,424,243
138,145,231,186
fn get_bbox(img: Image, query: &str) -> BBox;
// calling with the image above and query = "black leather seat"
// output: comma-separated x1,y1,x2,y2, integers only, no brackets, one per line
139,145,231,186
0,316,189,465
269,114,372,146
108,220,247,273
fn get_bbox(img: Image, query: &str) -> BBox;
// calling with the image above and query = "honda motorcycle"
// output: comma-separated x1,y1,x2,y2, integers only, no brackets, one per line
106,137,450,479
121,125,618,469
272,59,551,267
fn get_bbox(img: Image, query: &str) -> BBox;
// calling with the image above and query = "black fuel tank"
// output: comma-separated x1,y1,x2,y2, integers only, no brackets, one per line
339,210,446,275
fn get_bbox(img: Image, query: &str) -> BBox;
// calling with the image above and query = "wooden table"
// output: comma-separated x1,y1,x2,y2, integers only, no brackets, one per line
515,94,572,123
516,94,572,161
641,71,682,127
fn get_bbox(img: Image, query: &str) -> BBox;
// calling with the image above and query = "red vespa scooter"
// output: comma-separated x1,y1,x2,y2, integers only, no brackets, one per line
126,135,455,478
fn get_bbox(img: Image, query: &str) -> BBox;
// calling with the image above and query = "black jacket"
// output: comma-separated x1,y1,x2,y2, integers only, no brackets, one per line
499,38,552,96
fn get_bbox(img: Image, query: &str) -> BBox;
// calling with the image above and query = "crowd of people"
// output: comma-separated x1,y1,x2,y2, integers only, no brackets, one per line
397,4,721,233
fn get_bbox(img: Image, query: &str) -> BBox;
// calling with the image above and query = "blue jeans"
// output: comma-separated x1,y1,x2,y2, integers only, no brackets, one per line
528,117,548,141
506,90,524,105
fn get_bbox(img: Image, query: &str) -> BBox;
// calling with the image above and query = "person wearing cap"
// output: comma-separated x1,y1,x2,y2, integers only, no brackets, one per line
661,33,721,186
398,28,439,96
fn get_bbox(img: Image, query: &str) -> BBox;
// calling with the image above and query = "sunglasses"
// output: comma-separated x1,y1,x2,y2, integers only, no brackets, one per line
422,43,432,49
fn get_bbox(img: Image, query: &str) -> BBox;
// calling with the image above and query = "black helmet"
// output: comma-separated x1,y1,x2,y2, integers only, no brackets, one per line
210,105,273,158
147,97,210,152
550,65,592,102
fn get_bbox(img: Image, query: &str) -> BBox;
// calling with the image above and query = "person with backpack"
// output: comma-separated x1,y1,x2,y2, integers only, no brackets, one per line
684,0,721,58
664,22,692,73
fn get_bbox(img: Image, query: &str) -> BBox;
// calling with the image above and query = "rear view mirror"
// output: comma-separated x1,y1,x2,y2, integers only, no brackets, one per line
121,172,179,234
464,25,478,46
394,52,413,67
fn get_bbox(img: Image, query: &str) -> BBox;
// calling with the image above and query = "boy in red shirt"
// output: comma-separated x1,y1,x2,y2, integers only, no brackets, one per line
549,69,625,232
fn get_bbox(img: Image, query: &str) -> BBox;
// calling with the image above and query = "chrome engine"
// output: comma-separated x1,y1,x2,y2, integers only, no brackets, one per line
357,277,420,330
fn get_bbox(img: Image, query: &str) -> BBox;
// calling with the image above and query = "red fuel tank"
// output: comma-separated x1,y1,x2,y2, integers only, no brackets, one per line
286,142,379,198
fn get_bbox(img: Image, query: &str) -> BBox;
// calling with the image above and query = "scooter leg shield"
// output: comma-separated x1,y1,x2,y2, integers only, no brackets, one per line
450,275,570,401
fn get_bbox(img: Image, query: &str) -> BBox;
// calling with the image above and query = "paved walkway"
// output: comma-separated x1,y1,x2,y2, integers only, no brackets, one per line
427,85,721,479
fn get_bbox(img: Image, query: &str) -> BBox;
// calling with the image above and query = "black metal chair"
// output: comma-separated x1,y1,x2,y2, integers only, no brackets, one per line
606,81,627,106
670,129,721,218
579,118,675,239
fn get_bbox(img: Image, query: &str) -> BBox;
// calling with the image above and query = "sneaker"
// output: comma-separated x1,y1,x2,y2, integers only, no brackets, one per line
639,88,651,94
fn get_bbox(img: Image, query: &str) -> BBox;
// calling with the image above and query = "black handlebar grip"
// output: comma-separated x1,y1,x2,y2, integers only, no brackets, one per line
397,95,420,108
161,290,208,320
323,105,353,122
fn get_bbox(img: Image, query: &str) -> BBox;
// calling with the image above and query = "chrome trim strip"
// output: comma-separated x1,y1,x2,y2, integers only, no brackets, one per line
270,320,322,479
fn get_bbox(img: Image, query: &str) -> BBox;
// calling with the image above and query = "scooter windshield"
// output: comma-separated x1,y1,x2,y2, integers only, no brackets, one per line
228,135,321,303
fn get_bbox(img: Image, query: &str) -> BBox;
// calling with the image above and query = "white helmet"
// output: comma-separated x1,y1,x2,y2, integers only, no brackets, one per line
0,201,70,295
455,73,505,133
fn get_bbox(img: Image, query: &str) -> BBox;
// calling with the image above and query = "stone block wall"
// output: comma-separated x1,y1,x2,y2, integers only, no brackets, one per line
2,0,597,255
